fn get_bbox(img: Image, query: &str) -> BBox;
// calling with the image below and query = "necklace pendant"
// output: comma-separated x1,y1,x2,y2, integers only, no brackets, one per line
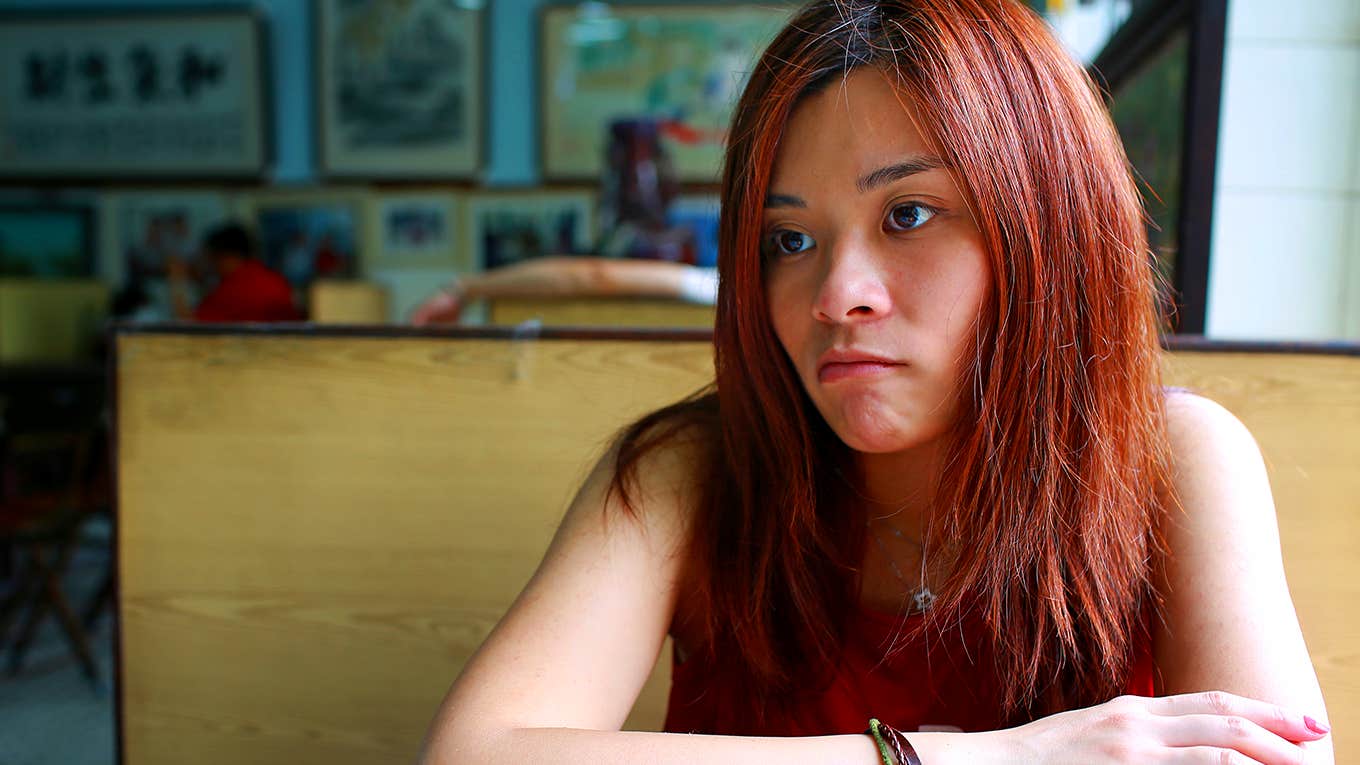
912,586,936,612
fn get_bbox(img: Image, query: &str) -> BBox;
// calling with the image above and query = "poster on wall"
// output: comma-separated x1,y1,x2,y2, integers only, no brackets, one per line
106,191,235,320
316,0,483,179
371,193,465,269
0,10,270,179
248,194,362,294
464,191,596,271
539,4,789,183
0,205,94,278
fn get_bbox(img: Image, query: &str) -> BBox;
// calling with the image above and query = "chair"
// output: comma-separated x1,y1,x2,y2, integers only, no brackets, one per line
0,382,109,686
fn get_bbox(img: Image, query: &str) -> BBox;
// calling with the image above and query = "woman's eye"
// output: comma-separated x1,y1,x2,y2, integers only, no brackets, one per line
886,203,936,232
764,229,816,257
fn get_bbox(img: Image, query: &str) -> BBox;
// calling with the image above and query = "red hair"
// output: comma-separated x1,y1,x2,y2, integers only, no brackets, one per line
612,0,1172,723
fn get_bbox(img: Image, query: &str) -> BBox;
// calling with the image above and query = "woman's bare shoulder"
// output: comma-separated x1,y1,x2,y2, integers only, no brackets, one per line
1161,389,1264,487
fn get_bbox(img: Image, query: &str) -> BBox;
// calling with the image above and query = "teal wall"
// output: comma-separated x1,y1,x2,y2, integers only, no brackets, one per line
0,0,775,186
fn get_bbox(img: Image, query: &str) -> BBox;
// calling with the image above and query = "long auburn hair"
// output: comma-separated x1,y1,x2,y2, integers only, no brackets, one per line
611,0,1173,724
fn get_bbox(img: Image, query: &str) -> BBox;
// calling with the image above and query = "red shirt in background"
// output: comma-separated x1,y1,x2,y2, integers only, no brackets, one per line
194,259,302,322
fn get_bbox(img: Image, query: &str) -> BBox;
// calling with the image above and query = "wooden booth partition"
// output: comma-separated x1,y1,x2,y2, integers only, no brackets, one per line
114,329,1359,764
115,326,714,765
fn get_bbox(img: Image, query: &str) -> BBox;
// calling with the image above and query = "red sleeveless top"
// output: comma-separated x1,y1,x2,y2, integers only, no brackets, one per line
663,604,1156,736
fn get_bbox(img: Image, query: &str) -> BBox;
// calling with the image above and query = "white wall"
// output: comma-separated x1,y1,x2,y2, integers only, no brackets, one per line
1206,0,1360,340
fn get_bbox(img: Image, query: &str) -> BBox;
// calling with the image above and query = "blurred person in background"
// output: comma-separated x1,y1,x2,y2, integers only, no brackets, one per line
168,223,301,323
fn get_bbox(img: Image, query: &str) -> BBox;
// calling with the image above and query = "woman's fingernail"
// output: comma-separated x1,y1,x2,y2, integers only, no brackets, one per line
1305,715,1330,734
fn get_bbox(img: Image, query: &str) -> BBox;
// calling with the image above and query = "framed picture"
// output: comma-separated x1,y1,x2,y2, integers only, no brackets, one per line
103,191,237,320
667,194,721,268
0,9,270,179
367,192,465,270
107,191,235,282
0,205,95,278
315,0,484,179
239,191,366,298
464,190,596,271
539,3,789,184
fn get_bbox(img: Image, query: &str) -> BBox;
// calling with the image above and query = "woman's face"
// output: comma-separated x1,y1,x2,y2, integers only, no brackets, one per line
763,68,991,457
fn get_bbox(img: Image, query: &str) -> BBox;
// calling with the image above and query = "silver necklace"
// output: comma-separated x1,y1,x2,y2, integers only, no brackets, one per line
868,520,937,613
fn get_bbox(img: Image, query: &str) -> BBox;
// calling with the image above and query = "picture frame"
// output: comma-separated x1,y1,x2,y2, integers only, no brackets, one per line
366,192,466,270
103,190,238,321
105,191,235,284
237,190,367,301
315,0,484,180
463,190,597,271
666,194,721,268
538,3,789,184
0,8,271,180
0,205,96,279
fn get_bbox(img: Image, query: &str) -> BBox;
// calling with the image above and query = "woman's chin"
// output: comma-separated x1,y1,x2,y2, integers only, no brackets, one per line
825,407,923,454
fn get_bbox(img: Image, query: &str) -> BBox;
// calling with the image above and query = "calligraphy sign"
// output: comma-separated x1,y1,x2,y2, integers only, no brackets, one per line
0,10,270,179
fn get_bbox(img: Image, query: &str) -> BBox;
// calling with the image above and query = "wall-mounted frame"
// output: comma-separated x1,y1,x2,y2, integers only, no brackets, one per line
315,0,484,180
538,3,789,184
0,9,271,181
0,205,96,279
366,191,466,270
236,189,368,301
102,190,238,320
667,194,720,268
1093,0,1228,335
464,189,597,270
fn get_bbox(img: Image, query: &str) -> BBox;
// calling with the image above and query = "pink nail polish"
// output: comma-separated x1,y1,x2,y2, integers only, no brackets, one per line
1305,716,1330,734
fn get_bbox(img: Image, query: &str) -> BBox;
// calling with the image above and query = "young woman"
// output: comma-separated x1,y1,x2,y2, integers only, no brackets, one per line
420,1,1333,762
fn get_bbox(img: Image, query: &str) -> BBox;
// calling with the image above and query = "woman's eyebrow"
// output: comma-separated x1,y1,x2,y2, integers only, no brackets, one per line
855,155,945,193
765,155,947,208
764,193,806,209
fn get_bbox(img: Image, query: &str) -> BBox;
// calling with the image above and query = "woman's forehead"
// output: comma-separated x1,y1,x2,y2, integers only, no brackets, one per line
772,69,936,189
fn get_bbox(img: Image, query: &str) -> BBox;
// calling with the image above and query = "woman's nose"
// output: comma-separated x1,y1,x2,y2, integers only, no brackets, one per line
812,236,892,323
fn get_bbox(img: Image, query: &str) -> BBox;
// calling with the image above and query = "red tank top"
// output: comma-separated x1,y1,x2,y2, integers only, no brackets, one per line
663,604,1156,735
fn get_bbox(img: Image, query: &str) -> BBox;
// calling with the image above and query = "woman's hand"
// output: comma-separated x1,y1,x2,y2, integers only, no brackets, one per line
411,285,464,326
978,691,1330,764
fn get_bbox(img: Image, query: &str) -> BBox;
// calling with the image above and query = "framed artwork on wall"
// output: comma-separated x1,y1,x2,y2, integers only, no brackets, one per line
104,191,237,321
315,0,484,179
0,205,95,278
367,192,466,270
667,194,720,268
0,9,271,180
464,190,596,271
238,190,367,301
107,191,235,283
539,3,789,184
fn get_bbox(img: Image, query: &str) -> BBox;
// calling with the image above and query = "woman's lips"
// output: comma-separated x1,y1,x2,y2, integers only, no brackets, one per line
818,360,901,384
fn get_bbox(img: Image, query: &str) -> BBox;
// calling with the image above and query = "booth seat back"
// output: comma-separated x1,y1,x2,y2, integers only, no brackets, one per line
115,330,1359,764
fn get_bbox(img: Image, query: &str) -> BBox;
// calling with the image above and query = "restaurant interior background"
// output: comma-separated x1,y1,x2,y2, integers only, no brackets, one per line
0,0,1355,763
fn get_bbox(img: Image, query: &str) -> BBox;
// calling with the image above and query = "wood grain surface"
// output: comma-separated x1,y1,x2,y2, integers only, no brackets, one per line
307,281,390,324
116,336,1358,763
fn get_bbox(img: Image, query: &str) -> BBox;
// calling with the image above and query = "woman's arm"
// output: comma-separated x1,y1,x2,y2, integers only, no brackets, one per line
1151,391,1334,762
409,258,713,325
419,398,1331,765
417,438,921,764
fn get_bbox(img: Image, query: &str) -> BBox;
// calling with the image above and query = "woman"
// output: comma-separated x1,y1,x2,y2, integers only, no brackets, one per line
420,1,1332,762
